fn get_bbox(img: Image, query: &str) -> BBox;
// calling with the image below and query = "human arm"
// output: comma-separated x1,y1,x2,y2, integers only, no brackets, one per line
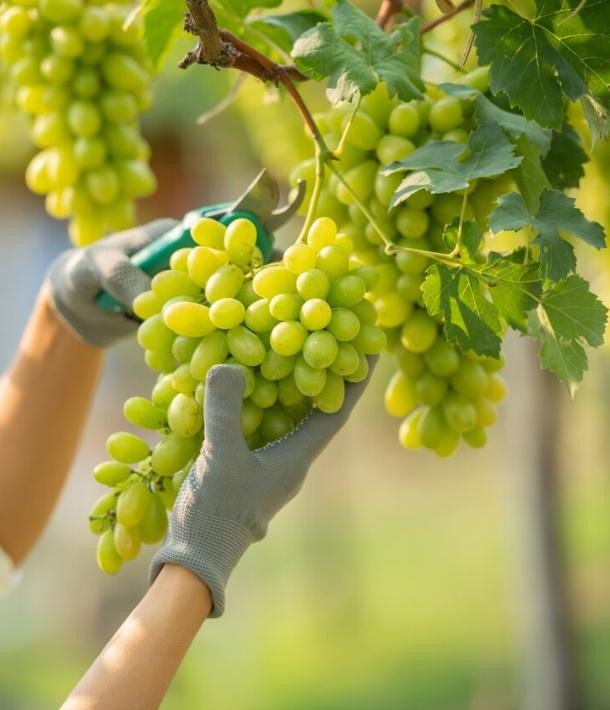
62,565,212,710
0,220,176,570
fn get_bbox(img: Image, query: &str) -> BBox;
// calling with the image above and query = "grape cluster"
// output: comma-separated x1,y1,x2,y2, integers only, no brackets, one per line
90,215,386,573
0,0,156,246
291,70,508,456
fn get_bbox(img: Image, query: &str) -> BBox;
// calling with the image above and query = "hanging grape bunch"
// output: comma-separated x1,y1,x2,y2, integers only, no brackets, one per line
0,0,156,245
291,70,509,457
90,214,386,573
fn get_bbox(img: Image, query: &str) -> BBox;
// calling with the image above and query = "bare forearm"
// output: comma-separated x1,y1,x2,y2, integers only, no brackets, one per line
0,286,104,563
63,565,212,710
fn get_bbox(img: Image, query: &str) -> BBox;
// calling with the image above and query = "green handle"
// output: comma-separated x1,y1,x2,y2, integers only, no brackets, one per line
95,206,274,313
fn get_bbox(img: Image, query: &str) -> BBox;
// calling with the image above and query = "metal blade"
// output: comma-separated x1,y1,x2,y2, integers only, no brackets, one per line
229,169,279,217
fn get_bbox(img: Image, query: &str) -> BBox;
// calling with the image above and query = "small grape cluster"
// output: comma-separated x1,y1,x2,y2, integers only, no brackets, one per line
0,0,156,245
90,215,386,573
291,71,508,455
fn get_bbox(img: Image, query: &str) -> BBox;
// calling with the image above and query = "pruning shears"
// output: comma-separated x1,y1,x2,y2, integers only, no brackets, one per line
96,170,306,313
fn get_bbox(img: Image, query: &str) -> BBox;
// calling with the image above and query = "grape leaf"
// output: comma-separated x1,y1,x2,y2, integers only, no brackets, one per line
214,0,281,21
541,124,587,190
292,1,422,104
473,2,610,138
540,275,607,348
511,136,550,212
484,253,542,331
141,0,185,71
440,83,551,152
489,190,605,280
442,220,481,262
249,11,326,53
529,310,588,395
422,263,502,357
384,122,522,207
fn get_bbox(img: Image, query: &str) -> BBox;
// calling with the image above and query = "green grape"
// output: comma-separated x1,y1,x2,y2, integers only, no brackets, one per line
314,371,345,413
94,461,131,487
414,371,447,406
191,217,226,248
328,274,366,308
260,350,296,381
294,357,327,397
74,137,107,169
428,96,463,133
123,397,166,430
485,373,507,402
374,291,412,328
140,493,168,544
114,523,141,561
79,6,110,41
170,249,191,273
442,392,477,433
283,244,317,274
348,300,375,328
343,111,380,151
423,339,459,377
153,271,201,302
116,482,151,527
300,298,332,331
400,311,437,353
97,529,123,574
190,331,229,380
107,432,149,464
397,348,425,377
51,25,84,57
451,359,489,398
434,429,460,458
296,268,330,300
102,51,149,92
351,324,386,354
269,293,303,321
245,299,278,333
353,266,380,291
167,393,203,438
335,161,377,205
187,247,222,287
307,216,337,250
418,407,445,448
270,321,308,357
224,218,257,261
316,245,349,280
277,374,306,407
157,479,177,510
345,352,369,383
395,207,429,240
330,342,360,377
172,337,200,364
388,102,420,138
145,348,176,374
205,264,244,302
250,376,278,409
375,170,402,205
384,370,418,417
86,166,120,205
302,331,338,369
88,492,116,534
398,409,424,449
225,360,255,398
463,426,487,448
152,375,178,409
253,266,297,300
137,313,176,351
209,298,246,330
151,433,200,477
260,406,294,443
376,135,415,165
117,160,156,198
241,399,264,436
226,326,266,367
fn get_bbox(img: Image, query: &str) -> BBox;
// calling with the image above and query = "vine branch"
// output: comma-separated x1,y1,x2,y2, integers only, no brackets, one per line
421,0,474,33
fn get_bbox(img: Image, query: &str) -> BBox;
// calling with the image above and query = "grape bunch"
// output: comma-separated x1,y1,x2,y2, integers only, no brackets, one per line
291,70,508,456
0,0,156,246
90,214,386,573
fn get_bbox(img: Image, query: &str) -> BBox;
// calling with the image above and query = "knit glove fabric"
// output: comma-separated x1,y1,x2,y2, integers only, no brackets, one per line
150,360,375,617
47,219,177,348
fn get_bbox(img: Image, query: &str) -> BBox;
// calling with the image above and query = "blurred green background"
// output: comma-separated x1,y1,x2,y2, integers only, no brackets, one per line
2,3,610,709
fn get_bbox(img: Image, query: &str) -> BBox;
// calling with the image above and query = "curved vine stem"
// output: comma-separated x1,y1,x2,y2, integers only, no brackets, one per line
298,142,326,242
334,96,362,157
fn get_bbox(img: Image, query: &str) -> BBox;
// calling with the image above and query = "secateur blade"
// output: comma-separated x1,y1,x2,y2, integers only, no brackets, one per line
230,169,306,232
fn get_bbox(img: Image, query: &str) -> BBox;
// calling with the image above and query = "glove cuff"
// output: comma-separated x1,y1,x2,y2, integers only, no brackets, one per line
149,513,254,618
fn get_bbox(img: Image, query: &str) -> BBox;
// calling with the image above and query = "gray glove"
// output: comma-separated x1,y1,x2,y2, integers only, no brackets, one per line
150,360,376,617
47,219,177,348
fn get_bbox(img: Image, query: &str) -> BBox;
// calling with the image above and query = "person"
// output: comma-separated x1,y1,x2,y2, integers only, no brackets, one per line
0,220,374,710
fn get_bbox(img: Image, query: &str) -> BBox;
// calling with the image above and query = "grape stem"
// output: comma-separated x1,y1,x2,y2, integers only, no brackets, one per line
423,47,467,73
298,143,326,242
334,96,362,157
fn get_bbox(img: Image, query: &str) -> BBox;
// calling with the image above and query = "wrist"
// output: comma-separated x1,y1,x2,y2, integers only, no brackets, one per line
155,564,213,615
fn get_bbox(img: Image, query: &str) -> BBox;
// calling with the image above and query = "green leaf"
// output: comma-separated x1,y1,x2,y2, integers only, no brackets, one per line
484,253,542,331
384,122,522,207
540,275,607,348
141,0,185,71
490,189,606,280
530,309,588,395
292,1,422,104
440,83,551,153
249,10,326,53
422,263,502,357
473,2,610,138
214,0,281,21
511,135,550,212
541,124,588,190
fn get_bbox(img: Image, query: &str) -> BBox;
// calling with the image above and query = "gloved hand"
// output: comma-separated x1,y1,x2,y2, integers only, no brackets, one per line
150,360,376,617
47,219,177,348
